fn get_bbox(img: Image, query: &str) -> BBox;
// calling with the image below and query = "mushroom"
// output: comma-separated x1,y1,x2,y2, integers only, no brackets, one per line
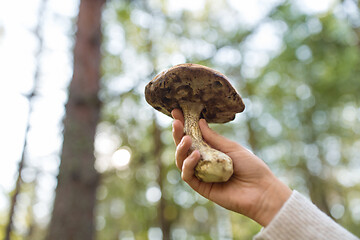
145,63,245,182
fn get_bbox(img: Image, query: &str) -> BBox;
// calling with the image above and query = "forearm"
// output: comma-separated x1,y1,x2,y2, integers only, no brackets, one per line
254,191,359,240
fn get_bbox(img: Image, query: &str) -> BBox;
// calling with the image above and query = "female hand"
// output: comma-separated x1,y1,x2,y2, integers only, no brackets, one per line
172,109,292,226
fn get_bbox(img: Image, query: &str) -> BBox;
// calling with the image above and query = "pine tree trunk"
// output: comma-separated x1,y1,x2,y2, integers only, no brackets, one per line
46,0,105,239
4,0,48,239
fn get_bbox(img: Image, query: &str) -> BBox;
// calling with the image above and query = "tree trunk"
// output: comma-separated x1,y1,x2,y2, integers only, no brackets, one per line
4,0,48,239
46,0,105,239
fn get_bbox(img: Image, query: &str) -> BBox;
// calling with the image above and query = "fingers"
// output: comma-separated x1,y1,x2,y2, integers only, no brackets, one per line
199,119,240,153
181,150,212,199
181,150,200,182
175,135,192,170
171,109,184,124
172,119,184,146
174,135,202,189
172,109,185,146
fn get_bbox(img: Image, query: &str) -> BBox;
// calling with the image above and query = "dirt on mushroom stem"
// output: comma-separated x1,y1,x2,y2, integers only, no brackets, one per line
144,63,244,182
180,102,233,183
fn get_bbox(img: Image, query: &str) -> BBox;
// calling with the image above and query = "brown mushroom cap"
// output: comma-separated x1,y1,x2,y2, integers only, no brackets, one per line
145,63,245,123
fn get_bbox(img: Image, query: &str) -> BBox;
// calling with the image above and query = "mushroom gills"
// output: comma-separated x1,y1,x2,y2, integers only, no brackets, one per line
181,102,233,182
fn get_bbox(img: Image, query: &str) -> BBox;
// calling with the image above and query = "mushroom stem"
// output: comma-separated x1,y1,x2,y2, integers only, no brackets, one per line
180,103,233,182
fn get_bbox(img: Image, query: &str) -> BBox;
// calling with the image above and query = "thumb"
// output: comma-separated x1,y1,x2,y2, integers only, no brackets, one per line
199,119,239,153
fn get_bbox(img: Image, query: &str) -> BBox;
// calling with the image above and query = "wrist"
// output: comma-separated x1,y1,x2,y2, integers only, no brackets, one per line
253,176,292,227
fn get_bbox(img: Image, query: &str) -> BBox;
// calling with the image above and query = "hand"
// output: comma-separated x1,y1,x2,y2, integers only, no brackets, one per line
172,109,292,226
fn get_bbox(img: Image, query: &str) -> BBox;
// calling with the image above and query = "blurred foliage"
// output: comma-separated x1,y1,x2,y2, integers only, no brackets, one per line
93,0,360,239
4,0,359,239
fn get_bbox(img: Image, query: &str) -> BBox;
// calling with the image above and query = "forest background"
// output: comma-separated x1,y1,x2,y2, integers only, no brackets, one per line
0,0,360,239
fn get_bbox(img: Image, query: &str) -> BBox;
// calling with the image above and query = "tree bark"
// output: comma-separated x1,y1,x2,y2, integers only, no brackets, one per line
46,0,105,239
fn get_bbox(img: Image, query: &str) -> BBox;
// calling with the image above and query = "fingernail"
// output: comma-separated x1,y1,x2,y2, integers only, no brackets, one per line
179,137,185,146
190,150,200,160
190,150,196,158
200,119,208,127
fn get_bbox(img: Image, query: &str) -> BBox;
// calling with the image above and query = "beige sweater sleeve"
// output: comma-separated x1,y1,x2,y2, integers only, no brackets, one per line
254,190,359,240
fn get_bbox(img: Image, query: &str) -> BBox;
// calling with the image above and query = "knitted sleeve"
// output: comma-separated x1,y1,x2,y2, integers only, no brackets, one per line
254,190,359,240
